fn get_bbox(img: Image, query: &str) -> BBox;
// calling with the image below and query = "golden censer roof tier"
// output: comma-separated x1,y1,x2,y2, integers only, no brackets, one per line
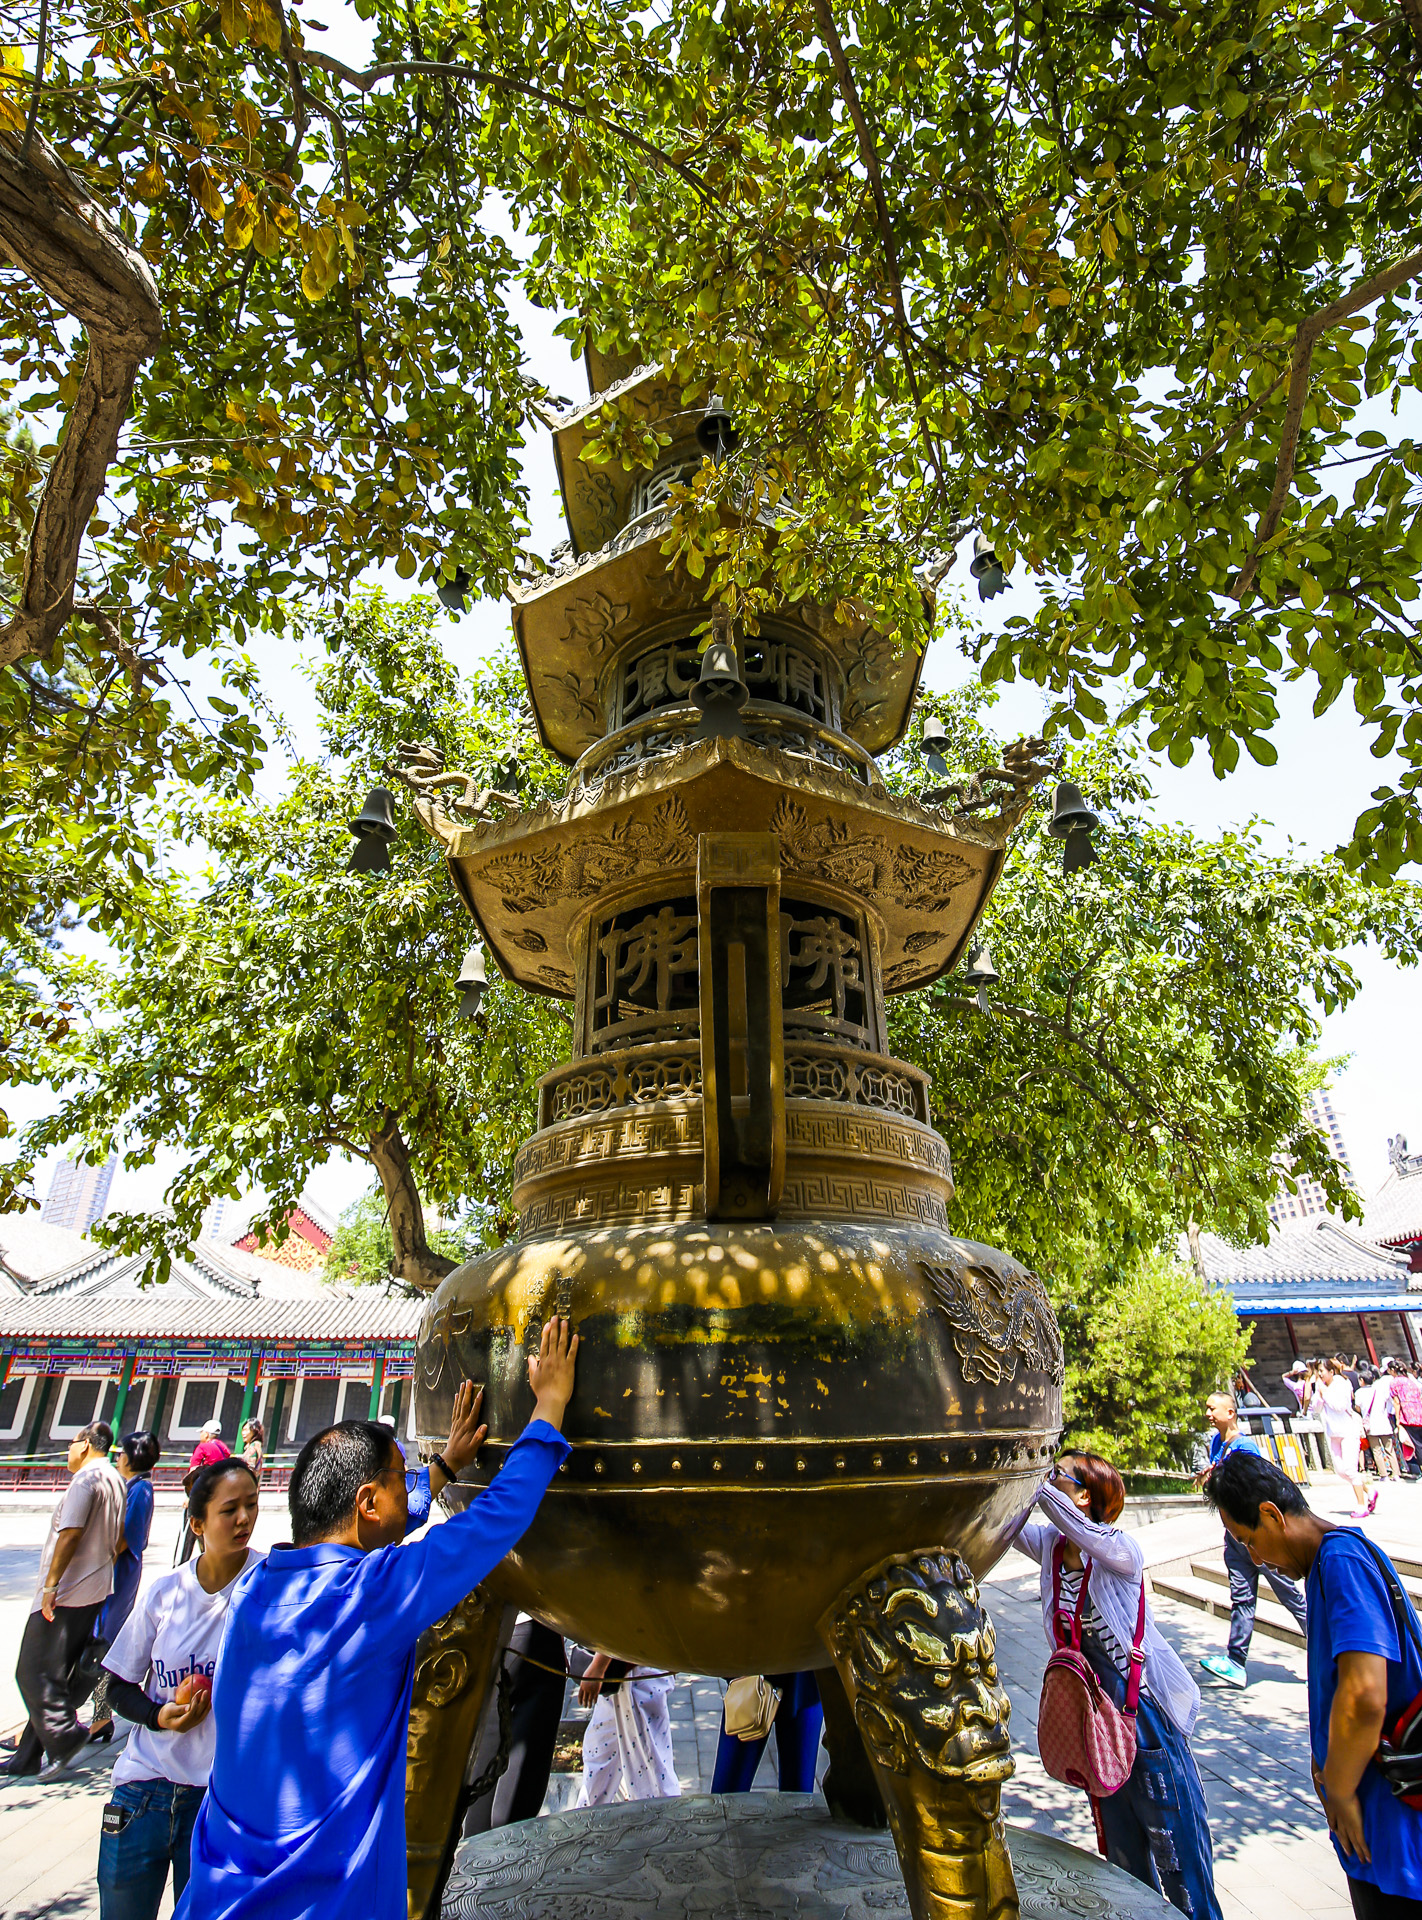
516,361,933,762
422,734,1023,1003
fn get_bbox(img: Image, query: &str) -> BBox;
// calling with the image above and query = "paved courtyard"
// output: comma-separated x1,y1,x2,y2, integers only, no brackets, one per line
1,1478,1416,1919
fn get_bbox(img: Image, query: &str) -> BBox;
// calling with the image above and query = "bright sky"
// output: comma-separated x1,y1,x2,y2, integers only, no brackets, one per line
15,4,1422,1228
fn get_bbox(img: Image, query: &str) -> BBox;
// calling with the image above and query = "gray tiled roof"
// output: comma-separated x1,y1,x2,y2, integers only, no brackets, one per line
0,1216,422,1344
0,1289,422,1343
1192,1215,1415,1287
1361,1167,1422,1249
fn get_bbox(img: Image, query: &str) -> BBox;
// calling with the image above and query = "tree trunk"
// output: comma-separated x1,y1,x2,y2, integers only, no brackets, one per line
1186,1219,1206,1283
368,1112,457,1292
0,131,163,668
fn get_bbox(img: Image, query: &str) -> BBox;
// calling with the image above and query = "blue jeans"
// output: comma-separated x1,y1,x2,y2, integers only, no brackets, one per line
1080,1633,1223,1920
97,1779,203,1920
712,1671,824,1793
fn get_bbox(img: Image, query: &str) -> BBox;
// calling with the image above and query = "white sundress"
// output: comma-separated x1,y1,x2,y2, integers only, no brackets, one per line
575,1668,682,1806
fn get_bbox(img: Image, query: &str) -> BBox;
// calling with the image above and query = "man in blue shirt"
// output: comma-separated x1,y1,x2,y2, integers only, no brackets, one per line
1205,1449,1422,1920
1196,1390,1307,1688
178,1316,578,1920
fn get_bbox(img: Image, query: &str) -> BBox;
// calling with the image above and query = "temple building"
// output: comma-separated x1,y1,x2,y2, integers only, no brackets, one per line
1193,1214,1422,1376
1361,1133,1422,1273
0,1214,421,1487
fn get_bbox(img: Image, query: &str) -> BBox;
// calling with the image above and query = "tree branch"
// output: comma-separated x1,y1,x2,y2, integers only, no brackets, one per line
297,49,709,201
804,0,947,495
1231,245,1422,600
368,1110,456,1292
0,131,162,670
943,992,1170,1125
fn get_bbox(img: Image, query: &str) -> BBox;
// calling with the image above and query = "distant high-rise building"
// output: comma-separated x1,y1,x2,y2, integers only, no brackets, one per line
1268,1088,1356,1226
41,1154,117,1232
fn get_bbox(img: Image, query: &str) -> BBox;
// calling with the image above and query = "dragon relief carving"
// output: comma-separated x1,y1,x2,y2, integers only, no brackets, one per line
923,1260,1064,1387
479,797,696,915
773,799,975,913
389,742,522,845
928,735,1056,833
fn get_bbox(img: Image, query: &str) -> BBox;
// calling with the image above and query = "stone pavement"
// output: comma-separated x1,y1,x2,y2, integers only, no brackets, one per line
2,1478,1417,1919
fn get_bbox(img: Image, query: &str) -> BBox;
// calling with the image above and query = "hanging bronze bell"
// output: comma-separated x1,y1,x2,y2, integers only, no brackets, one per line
962,943,999,990
437,566,472,613
695,395,740,461
691,638,750,740
919,716,952,779
455,943,489,1020
1048,780,1099,874
969,531,1009,602
347,786,397,873
963,941,999,1015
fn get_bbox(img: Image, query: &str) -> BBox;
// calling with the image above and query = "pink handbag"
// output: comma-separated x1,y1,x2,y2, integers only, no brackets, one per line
1037,1537,1146,1799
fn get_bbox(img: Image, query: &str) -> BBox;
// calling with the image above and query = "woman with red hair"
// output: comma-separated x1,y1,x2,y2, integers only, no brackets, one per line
1011,1452,1222,1920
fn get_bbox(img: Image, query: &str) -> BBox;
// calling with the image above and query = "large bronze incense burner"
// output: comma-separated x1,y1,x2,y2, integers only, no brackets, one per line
402,347,1064,1920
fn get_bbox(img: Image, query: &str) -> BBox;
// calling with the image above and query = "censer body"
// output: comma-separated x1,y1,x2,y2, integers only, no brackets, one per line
416,1216,1059,1675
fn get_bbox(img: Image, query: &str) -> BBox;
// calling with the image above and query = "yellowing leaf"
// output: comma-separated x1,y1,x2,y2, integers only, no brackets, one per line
1100,222,1118,262
234,99,261,141
219,0,249,42
1047,286,1071,306
223,202,255,249
251,2,283,51
133,159,168,203
188,162,224,220
252,210,280,258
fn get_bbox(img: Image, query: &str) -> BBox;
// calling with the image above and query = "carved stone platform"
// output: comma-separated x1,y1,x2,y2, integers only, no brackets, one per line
440,1795,1173,1918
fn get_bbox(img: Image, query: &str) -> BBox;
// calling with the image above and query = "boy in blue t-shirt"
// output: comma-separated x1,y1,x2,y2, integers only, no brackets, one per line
1196,1391,1309,1688
1205,1449,1422,1919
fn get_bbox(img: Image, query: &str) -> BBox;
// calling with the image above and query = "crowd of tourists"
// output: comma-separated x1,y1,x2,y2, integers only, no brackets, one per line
2,1322,1419,1920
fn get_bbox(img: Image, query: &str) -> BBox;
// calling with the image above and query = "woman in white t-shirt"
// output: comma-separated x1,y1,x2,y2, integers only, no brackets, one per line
1306,1358,1375,1515
95,1457,262,1920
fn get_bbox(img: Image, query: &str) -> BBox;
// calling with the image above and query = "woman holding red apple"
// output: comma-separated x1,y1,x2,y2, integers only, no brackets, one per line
95,1458,262,1920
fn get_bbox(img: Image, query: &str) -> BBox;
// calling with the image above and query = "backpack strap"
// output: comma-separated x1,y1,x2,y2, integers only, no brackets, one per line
1349,1533,1422,1665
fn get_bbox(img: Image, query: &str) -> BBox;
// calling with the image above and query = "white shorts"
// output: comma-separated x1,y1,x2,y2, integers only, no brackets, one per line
1328,1433,1361,1478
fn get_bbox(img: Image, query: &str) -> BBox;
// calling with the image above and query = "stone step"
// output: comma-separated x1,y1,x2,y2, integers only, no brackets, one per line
1149,1571,1306,1647
1189,1550,1422,1605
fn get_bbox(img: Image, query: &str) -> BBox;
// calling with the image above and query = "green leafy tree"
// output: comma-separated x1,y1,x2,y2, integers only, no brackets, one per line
6,0,1422,885
532,0,1422,878
322,1186,481,1288
883,685,1422,1272
17,590,568,1284
1054,1247,1251,1469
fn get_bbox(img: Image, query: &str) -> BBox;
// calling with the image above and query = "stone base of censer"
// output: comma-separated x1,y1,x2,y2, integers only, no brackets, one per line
440,1796,1174,1919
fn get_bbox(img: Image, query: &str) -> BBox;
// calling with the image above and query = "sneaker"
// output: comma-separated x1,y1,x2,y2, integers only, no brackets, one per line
1199,1654,1248,1688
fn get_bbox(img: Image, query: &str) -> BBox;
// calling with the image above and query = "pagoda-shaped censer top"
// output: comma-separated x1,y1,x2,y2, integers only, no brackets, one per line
403,346,1063,1920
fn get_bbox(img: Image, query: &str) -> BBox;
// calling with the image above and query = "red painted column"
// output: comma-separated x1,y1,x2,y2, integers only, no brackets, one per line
1359,1314,1379,1366
1284,1316,1300,1358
